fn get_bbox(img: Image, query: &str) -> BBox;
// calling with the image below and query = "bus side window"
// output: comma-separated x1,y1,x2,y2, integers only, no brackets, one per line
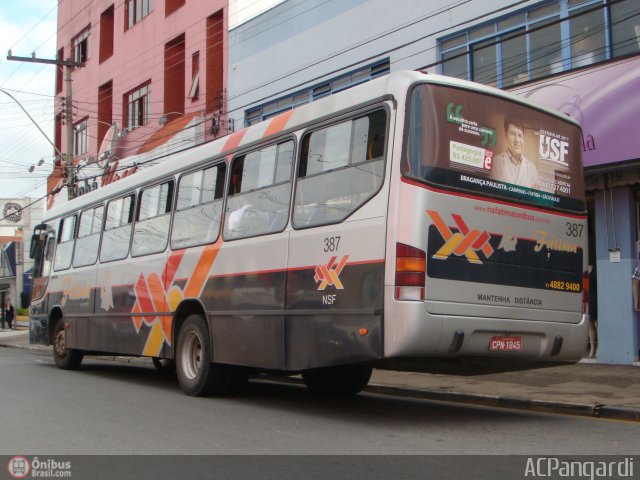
223,140,294,240
171,162,226,249
292,109,387,228
53,215,77,271
132,180,174,256
100,194,135,263
73,205,104,267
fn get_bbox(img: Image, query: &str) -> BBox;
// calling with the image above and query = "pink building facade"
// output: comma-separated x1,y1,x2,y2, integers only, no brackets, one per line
50,0,229,208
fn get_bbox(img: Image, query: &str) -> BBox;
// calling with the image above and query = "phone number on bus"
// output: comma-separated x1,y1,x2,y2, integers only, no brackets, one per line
545,280,581,292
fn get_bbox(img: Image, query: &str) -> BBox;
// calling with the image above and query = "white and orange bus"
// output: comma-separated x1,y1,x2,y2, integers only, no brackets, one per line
29,71,589,396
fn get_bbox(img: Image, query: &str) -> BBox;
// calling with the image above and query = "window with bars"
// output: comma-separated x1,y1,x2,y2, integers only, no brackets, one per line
439,0,640,88
124,82,151,130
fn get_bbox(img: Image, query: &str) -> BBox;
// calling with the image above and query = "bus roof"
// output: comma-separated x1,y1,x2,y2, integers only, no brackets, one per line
45,70,579,220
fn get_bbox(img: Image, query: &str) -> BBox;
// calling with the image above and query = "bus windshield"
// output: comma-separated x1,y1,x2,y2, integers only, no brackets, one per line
404,83,585,213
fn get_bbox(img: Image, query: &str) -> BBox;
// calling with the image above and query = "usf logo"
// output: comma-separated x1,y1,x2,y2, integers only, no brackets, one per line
428,210,494,264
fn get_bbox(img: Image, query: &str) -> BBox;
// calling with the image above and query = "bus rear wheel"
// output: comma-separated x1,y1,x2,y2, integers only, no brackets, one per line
52,320,83,370
302,364,372,395
175,314,248,396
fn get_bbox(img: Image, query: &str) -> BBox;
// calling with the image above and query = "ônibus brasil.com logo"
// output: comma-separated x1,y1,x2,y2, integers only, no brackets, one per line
7,456,72,478
7,457,30,479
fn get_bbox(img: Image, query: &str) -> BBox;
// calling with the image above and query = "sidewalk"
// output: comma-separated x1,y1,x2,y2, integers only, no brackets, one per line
1,327,638,422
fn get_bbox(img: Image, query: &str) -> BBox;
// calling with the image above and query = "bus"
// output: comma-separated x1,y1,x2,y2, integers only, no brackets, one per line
29,70,588,396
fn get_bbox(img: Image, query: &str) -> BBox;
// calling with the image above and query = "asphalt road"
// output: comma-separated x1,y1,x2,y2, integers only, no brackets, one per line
1,347,639,458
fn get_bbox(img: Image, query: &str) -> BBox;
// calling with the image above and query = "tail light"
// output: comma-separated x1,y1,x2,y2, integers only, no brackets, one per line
395,243,426,301
582,270,590,315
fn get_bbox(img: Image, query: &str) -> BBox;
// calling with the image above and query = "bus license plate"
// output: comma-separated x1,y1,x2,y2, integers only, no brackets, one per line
489,336,522,351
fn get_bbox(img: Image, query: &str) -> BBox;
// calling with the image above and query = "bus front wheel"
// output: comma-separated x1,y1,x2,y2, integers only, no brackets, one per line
302,364,372,395
175,314,248,396
52,320,83,370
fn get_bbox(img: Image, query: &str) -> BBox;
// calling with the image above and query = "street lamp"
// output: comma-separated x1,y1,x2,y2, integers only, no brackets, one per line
0,87,62,159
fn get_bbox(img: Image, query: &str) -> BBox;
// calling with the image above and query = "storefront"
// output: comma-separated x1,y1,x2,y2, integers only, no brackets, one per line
511,56,640,364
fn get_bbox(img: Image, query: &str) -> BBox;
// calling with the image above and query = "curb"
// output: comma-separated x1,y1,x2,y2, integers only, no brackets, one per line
594,405,640,422
363,384,640,422
0,341,152,367
255,376,640,422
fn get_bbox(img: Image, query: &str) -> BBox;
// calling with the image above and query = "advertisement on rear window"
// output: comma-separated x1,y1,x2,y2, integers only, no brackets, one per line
405,84,585,212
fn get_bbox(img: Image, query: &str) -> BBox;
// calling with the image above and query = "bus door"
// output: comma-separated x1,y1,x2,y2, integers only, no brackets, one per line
28,224,55,344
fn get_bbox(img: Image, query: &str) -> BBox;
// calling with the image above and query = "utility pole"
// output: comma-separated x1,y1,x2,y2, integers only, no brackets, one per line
7,51,84,200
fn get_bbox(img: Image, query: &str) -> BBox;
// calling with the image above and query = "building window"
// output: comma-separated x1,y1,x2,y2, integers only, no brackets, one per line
98,81,113,149
244,59,390,126
99,5,115,63
190,52,200,100
73,27,90,64
166,0,185,17
439,0,638,88
164,34,185,120
74,118,89,157
126,0,153,30
124,82,151,130
611,0,640,57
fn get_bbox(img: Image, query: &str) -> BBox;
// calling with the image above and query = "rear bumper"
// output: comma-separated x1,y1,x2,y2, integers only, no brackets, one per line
384,291,589,362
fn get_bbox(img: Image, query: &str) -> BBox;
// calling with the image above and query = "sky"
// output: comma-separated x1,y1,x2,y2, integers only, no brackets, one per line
0,0,58,201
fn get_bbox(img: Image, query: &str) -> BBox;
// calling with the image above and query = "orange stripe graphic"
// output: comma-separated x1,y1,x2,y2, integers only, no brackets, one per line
453,230,481,256
427,210,452,239
135,274,154,313
163,250,185,291
263,110,294,138
184,242,222,298
131,303,143,331
147,273,165,313
142,320,165,357
222,129,247,153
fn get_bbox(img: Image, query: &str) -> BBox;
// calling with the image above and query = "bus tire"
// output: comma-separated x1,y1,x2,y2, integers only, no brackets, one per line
175,314,248,396
52,320,83,370
302,364,372,395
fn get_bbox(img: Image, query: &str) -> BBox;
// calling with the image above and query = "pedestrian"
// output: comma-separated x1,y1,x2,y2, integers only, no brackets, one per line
5,301,14,331
633,264,640,312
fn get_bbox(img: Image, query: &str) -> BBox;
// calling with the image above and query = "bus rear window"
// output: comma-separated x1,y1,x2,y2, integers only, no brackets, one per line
404,84,585,212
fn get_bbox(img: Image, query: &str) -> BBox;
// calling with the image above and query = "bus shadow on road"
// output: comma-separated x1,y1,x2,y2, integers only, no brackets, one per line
45,358,553,427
